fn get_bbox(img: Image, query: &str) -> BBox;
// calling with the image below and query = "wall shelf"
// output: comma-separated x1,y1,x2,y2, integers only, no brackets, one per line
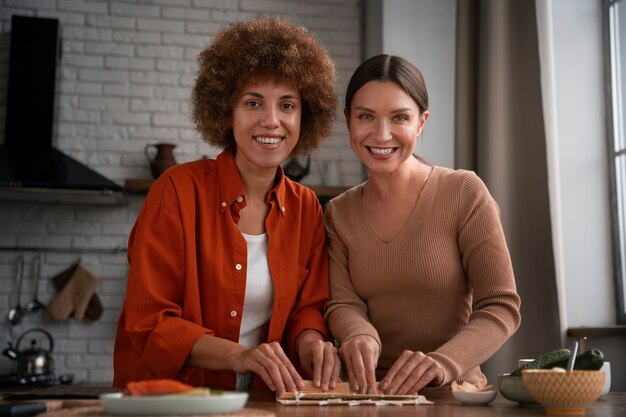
567,326,626,338
124,178,154,193
0,246,127,253
124,179,349,203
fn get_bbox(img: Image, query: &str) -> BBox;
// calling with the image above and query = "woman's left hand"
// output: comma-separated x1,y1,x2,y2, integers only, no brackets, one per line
379,350,444,395
296,330,341,391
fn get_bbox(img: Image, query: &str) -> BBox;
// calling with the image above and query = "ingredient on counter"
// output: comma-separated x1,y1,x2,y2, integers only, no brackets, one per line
548,348,605,371
450,381,495,392
510,348,571,376
127,379,195,396
511,348,605,376
276,381,433,406
126,379,224,397
163,387,224,397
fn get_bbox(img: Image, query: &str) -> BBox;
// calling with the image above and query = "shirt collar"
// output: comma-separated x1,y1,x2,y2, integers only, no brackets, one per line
267,165,287,216
216,150,287,217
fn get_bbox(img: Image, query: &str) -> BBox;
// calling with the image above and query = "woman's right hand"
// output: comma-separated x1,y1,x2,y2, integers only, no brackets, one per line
338,335,380,394
188,335,304,393
233,342,304,393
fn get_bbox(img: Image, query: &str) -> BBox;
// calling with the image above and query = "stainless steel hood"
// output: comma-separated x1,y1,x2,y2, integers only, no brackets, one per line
0,15,127,206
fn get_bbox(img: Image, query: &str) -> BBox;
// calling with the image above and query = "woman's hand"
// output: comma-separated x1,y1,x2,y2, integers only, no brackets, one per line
188,335,303,393
232,342,304,393
379,350,443,395
296,330,341,391
338,335,380,394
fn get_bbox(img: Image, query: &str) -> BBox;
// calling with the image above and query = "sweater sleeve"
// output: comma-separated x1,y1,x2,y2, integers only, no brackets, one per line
324,197,381,350
428,172,521,384
121,175,210,379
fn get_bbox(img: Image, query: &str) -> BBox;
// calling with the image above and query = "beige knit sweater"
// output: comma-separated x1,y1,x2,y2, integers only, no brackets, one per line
324,166,521,387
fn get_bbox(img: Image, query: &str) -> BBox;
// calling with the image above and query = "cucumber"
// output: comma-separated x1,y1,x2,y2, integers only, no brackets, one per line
547,348,605,371
510,348,570,377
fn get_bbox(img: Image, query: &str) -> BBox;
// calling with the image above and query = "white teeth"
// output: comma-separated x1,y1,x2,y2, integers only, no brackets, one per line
255,137,281,144
369,147,394,156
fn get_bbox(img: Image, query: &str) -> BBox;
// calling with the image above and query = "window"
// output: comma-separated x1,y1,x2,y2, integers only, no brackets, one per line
604,0,626,324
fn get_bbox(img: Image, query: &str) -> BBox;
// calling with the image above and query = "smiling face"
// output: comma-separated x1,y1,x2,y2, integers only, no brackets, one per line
232,78,302,175
346,80,428,175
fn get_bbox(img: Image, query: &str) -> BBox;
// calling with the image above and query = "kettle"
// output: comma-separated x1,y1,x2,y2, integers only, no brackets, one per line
3,328,54,375
283,156,311,182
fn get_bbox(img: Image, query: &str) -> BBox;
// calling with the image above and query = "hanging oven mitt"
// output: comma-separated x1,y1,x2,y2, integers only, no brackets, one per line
51,263,104,320
48,263,101,321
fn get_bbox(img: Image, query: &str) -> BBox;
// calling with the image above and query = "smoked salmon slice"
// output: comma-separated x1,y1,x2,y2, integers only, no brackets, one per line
127,379,195,396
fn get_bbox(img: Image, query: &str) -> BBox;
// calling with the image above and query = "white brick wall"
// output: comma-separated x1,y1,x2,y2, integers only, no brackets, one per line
0,0,363,384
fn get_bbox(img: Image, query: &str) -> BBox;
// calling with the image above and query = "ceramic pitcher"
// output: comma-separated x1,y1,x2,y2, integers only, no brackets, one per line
145,143,177,179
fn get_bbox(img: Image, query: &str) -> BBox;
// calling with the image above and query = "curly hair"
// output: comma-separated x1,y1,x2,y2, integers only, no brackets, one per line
191,16,337,157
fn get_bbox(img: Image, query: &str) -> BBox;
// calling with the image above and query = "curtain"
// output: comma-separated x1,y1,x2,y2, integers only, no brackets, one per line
455,0,561,383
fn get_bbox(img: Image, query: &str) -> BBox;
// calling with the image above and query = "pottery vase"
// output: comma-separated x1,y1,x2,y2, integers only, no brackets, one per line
145,143,177,179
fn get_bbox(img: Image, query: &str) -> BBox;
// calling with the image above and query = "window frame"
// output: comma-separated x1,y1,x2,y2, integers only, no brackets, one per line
603,0,626,324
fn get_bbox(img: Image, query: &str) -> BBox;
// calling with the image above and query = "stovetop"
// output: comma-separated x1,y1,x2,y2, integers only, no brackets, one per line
0,371,73,388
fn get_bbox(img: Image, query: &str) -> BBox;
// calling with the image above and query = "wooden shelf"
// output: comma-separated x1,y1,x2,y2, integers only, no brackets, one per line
124,178,153,193
124,179,349,200
307,185,350,198
567,326,626,338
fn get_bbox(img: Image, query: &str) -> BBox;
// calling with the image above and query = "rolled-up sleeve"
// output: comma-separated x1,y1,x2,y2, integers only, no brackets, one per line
119,177,211,379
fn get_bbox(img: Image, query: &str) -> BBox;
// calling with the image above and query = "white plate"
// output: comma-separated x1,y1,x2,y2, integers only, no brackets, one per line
99,392,248,416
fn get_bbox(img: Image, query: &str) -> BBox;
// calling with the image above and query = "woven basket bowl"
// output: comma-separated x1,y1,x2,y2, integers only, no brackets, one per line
521,370,605,415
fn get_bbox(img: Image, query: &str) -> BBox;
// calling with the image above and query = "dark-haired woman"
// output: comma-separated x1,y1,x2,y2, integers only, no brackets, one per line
324,54,521,396
113,16,339,393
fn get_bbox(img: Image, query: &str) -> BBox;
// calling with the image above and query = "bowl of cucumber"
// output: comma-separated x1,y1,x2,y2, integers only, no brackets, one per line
498,347,605,407
522,370,605,414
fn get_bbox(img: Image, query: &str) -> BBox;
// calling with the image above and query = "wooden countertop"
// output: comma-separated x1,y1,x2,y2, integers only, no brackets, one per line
3,387,624,416
248,390,626,417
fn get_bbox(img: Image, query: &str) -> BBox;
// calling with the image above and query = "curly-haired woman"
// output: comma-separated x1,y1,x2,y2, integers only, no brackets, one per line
113,16,339,393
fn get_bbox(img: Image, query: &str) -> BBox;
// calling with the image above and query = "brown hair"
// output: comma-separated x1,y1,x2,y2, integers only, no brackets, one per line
191,16,337,156
344,54,428,115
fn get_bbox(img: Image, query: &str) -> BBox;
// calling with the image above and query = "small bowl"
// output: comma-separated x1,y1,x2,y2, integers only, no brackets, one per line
521,370,605,414
452,390,497,405
497,373,539,406
600,361,611,396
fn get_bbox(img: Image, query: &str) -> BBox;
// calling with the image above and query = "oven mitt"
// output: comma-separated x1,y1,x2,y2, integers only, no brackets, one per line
48,263,101,321
51,263,104,320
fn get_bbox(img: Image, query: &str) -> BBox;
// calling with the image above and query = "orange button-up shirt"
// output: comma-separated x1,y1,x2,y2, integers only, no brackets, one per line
113,151,331,389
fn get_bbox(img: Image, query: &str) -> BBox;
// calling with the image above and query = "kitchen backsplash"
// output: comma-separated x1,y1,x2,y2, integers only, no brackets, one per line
0,0,363,385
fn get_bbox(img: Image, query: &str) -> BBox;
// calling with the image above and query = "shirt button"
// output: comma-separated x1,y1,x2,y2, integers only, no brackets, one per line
230,310,237,317
221,201,227,207
236,196,243,203
235,263,242,270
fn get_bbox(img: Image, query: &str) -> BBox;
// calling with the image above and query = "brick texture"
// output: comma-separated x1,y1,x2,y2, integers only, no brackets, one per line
0,0,363,384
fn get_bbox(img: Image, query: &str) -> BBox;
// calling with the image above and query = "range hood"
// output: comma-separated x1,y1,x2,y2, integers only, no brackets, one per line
0,15,126,206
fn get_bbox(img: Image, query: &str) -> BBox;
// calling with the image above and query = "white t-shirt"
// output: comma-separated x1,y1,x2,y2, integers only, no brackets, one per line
236,232,274,391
